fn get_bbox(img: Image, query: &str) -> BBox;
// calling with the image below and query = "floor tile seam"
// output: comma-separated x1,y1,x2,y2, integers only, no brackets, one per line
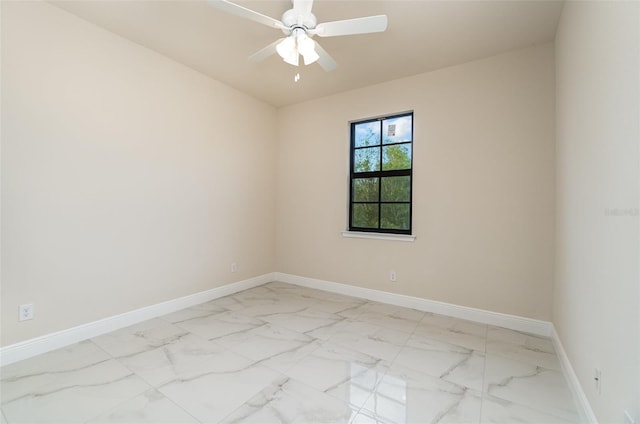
476,320,489,422
302,317,348,341
112,352,172,389
285,375,370,418
0,366,77,407
244,320,324,341
95,330,227,385
407,330,488,355
81,387,199,424
8,371,152,424
88,338,123,364
366,304,417,367
311,338,395,373
482,390,580,422
156,368,285,424
357,400,397,424
483,346,577,419
111,334,267,388
345,313,417,332
352,317,423,336
154,389,204,424
213,374,350,424
228,339,325,375
344,301,369,321
388,358,481,393
56,364,150,396
390,320,415,360
485,328,556,345
89,326,198,359
347,323,416,341
169,308,267,327
478,342,489,424
485,337,557,353
214,391,263,424
352,380,390,419
222,323,326,360
318,337,401,368
181,320,273,346
483,351,563,374
299,317,353,339
178,328,233,353
348,392,373,423
360,316,416,408
416,320,490,349
0,340,109,394
1,355,135,408
351,407,394,424
192,349,276,378
406,315,422,336
159,309,231,326
2,343,77,373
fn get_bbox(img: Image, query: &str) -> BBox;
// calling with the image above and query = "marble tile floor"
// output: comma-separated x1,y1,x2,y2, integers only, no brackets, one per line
0,282,581,423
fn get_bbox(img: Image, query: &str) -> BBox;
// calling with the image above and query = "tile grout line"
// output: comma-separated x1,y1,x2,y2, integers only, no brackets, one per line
478,323,489,423
354,308,425,421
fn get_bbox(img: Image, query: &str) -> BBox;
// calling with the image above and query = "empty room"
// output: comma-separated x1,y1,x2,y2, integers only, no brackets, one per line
0,0,638,423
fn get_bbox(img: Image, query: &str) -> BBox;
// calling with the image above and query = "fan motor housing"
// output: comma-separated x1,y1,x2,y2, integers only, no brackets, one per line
281,8,317,32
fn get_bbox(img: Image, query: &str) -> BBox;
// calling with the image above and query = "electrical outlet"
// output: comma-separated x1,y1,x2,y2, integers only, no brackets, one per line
19,304,34,321
594,368,601,395
231,262,237,273
390,270,397,282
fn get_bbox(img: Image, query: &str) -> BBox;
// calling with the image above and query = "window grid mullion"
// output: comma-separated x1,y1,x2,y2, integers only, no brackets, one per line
377,120,383,230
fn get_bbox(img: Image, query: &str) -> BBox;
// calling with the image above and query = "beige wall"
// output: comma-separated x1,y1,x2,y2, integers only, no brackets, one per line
0,1,277,346
3,2,637,419
554,1,639,422
276,44,556,321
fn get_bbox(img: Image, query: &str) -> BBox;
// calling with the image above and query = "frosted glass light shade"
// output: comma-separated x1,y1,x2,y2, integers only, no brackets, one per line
298,34,319,65
276,36,298,66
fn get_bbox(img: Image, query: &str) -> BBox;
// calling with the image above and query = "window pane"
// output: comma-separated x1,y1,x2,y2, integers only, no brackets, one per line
354,121,381,147
381,176,410,202
354,147,380,172
382,144,411,170
381,204,410,230
352,204,379,228
349,112,413,235
383,115,412,144
353,178,379,202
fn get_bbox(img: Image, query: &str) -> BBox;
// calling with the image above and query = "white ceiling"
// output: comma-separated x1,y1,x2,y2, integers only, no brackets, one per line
51,0,564,107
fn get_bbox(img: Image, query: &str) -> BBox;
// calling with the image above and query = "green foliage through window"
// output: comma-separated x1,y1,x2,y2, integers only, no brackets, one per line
349,113,413,234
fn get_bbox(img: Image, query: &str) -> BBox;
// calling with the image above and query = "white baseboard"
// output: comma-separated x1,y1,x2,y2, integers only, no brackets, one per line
0,271,554,366
2,270,593,419
0,273,275,367
551,325,598,424
274,272,553,337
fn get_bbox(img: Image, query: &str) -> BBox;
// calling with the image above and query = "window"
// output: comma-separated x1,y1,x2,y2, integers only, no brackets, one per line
349,112,413,235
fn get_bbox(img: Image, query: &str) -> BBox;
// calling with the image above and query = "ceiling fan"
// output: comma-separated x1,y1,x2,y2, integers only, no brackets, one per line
209,0,388,71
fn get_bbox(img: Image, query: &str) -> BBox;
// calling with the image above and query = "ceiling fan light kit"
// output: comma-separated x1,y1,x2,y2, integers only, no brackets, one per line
276,28,319,67
209,0,388,72
276,35,299,66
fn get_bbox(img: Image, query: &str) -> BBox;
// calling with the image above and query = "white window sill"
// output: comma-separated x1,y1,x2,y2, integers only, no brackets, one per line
341,231,416,242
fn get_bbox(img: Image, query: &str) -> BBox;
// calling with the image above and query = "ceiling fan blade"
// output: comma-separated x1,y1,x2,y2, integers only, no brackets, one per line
293,0,313,21
312,15,388,37
208,0,285,30
313,41,338,72
248,38,284,62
